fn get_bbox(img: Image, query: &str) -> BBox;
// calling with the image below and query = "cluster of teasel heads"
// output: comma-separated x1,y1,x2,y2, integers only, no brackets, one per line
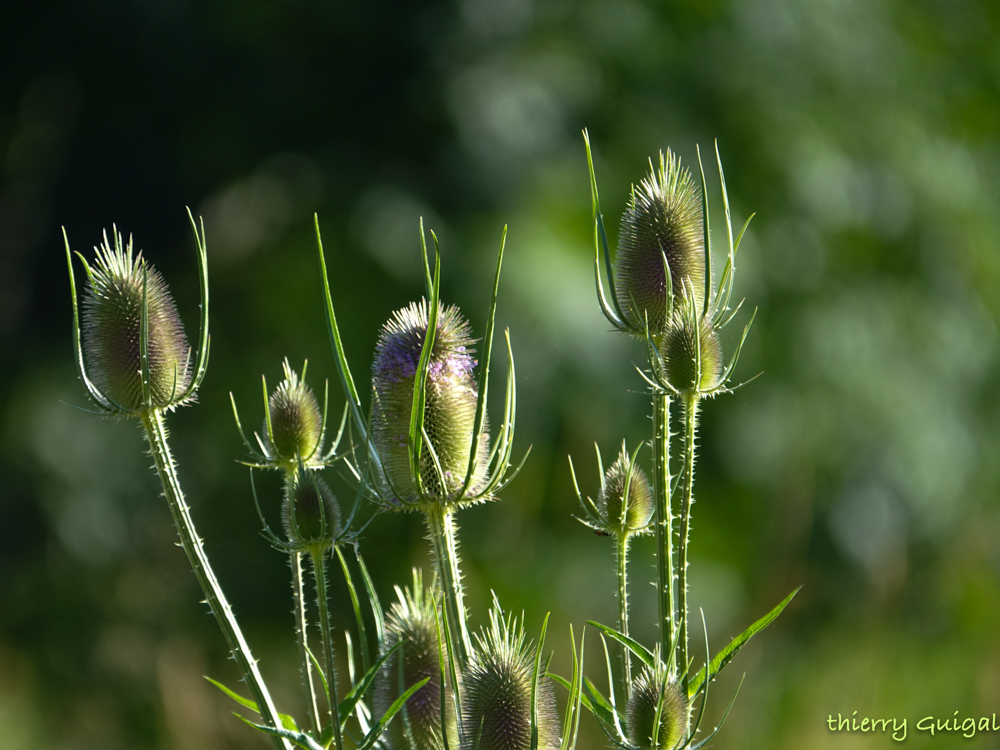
63,133,797,750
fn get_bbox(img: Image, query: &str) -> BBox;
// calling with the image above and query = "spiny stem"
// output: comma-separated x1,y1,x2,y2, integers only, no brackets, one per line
678,392,700,694
309,547,344,750
425,504,471,670
139,410,290,750
616,533,632,699
651,392,676,675
292,551,321,736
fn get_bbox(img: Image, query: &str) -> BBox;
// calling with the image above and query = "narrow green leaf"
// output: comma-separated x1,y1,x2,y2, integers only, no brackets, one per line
337,641,403,731
335,546,370,675
356,552,386,648
355,678,431,750
586,621,654,669
205,676,260,713
235,715,324,750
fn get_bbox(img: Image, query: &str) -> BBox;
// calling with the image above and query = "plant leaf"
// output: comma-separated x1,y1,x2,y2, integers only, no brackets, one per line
586,621,654,669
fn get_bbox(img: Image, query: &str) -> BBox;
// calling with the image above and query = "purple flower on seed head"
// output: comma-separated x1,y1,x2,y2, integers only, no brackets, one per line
371,298,489,506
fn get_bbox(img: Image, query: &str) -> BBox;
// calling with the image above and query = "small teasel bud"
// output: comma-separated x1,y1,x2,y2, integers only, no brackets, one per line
263,359,322,463
82,230,191,412
598,444,654,535
658,300,723,395
375,571,457,749
616,150,704,336
627,665,689,749
372,299,488,505
462,607,560,750
281,469,340,550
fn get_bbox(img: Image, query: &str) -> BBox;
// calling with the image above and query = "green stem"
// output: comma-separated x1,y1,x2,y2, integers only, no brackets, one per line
616,533,632,699
425,504,471,670
651,392,676,675
678,393,700,694
309,547,344,750
140,410,289,750
292,551,321,736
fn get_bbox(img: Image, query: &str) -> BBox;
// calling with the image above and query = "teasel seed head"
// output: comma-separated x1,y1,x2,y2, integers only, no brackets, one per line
658,296,723,396
263,359,323,464
375,570,456,750
461,606,560,750
616,150,704,337
597,443,654,536
281,468,340,551
371,299,489,506
627,665,689,749
81,230,191,412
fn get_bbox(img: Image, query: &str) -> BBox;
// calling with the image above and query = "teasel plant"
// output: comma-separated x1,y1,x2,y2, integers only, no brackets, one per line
316,215,530,679
577,131,801,748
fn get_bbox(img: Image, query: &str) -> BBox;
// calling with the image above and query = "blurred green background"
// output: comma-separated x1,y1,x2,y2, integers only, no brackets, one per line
3,0,1000,748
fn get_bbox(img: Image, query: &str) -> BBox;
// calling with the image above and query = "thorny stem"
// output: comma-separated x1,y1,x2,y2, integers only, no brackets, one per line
616,532,632,699
292,551,321,735
139,410,290,750
651,392,676,676
425,503,471,670
309,547,344,750
678,392,700,694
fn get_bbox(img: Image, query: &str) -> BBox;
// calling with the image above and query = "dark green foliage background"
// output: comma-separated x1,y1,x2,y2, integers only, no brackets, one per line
3,1,1000,748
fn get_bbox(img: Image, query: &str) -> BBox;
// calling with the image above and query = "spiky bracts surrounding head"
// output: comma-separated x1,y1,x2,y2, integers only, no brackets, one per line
375,571,456,750
616,150,704,336
627,664,689,749
372,299,489,506
81,230,190,412
461,606,560,750
263,359,322,463
281,469,340,551
658,297,723,395
597,444,654,536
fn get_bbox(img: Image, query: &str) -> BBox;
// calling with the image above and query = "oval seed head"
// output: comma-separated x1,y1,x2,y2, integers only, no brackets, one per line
597,445,654,535
461,608,560,750
616,150,704,336
627,666,689,749
371,299,488,506
281,469,340,549
375,571,457,750
658,301,723,395
263,360,322,463
82,230,191,412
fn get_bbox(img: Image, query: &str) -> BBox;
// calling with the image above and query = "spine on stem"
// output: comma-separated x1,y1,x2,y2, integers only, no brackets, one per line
652,393,676,675
292,551,321,735
426,504,472,670
677,393,699,692
309,547,344,750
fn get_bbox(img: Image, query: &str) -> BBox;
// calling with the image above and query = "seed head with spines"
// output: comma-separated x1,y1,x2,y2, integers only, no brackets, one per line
281,468,340,553
262,359,323,465
627,663,690,749
597,443,654,537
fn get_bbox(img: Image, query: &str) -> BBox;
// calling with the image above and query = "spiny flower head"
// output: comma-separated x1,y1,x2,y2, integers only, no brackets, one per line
627,664,689,749
461,605,560,750
597,444,654,536
81,230,191,412
375,571,456,750
616,150,704,337
658,292,723,396
281,468,340,551
263,359,323,465
372,299,489,506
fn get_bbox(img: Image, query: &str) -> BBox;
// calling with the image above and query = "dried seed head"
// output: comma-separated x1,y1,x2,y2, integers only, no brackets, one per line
281,469,340,549
82,231,190,412
371,299,488,505
461,609,560,750
375,571,456,749
627,666,689,749
598,445,654,535
616,150,704,336
658,301,723,395
263,360,322,463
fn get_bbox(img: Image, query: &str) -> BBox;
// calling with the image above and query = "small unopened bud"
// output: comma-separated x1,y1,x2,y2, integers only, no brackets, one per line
375,572,456,749
598,445,654,536
462,610,560,750
263,360,322,463
282,470,340,549
371,299,488,505
627,666,689,749
616,150,704,336
82,231,190,412
658,302,723,395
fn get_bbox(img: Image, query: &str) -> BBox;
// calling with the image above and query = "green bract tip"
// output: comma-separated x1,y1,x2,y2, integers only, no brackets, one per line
371,299,489,507
81,230,191,413
598,444,654,536
627,664,689,749
375,570,456,750
281,468,340,550
616,150,704,336
462,606,560,750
